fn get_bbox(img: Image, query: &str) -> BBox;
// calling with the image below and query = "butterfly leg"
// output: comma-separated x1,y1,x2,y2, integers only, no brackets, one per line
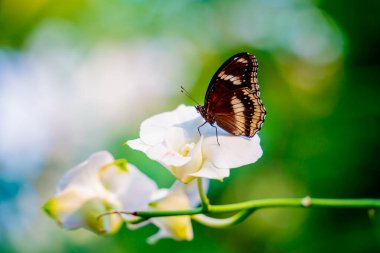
210,124,220,146
197,121,207,136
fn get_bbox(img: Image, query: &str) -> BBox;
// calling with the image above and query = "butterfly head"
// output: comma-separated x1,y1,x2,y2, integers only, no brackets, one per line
196,105,215,125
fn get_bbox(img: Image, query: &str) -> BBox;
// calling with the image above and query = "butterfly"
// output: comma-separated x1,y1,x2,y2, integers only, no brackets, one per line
182,52,266,144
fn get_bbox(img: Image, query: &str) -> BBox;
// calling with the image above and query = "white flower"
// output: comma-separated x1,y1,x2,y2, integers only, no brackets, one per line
130,180,208,244
128,105,263,183
43,151,158,234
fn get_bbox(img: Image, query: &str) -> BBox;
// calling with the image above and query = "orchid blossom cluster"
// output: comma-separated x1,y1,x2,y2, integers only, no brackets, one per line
44,105,264,243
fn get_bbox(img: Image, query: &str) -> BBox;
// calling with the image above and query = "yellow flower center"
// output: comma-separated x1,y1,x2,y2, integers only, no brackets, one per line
180,143,195,157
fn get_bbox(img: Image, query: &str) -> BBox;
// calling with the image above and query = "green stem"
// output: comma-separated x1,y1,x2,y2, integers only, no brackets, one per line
209,197,380,212
192,209,255,228
197,177,210,212
127,216,148,224
133,197,380,218
135,207,203,217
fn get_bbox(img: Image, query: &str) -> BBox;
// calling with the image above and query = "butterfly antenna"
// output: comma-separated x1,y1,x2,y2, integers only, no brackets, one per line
180,86,201,106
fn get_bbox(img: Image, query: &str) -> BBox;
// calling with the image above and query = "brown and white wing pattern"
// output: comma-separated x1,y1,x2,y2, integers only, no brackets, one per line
203,52,266,137
212,87,266,137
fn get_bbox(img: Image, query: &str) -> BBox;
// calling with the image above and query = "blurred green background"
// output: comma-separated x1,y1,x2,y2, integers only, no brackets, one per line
1,0,379,252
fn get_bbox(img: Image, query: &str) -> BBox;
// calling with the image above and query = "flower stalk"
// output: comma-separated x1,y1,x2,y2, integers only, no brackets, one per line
192,209,255,228
197,178,210,212
127,197,380,219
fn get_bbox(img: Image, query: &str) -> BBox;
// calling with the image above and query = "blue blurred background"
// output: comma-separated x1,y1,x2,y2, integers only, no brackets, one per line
1,0,379,252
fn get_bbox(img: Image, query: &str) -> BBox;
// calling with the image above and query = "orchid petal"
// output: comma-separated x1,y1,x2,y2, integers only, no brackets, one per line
111,163,158,211
169,179,209,207
127,138,149,153
43,188,122,234
148,182,193,243
189,160,230,179
203,134,263,169
168,136,204,183
57,151,113,194
139,105,198,145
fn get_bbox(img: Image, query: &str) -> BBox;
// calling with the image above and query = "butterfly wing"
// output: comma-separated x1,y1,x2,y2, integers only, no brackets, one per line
204,52,266,137
204,52,259,108
213,87,266,137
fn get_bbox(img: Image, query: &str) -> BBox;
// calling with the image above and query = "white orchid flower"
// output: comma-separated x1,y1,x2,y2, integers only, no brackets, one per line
43,151,158,234
129,180,208,244
128,105,263,183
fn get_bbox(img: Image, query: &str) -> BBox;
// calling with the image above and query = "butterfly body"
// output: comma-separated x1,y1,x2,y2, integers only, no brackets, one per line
195,105,215,125
196,52,266,139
